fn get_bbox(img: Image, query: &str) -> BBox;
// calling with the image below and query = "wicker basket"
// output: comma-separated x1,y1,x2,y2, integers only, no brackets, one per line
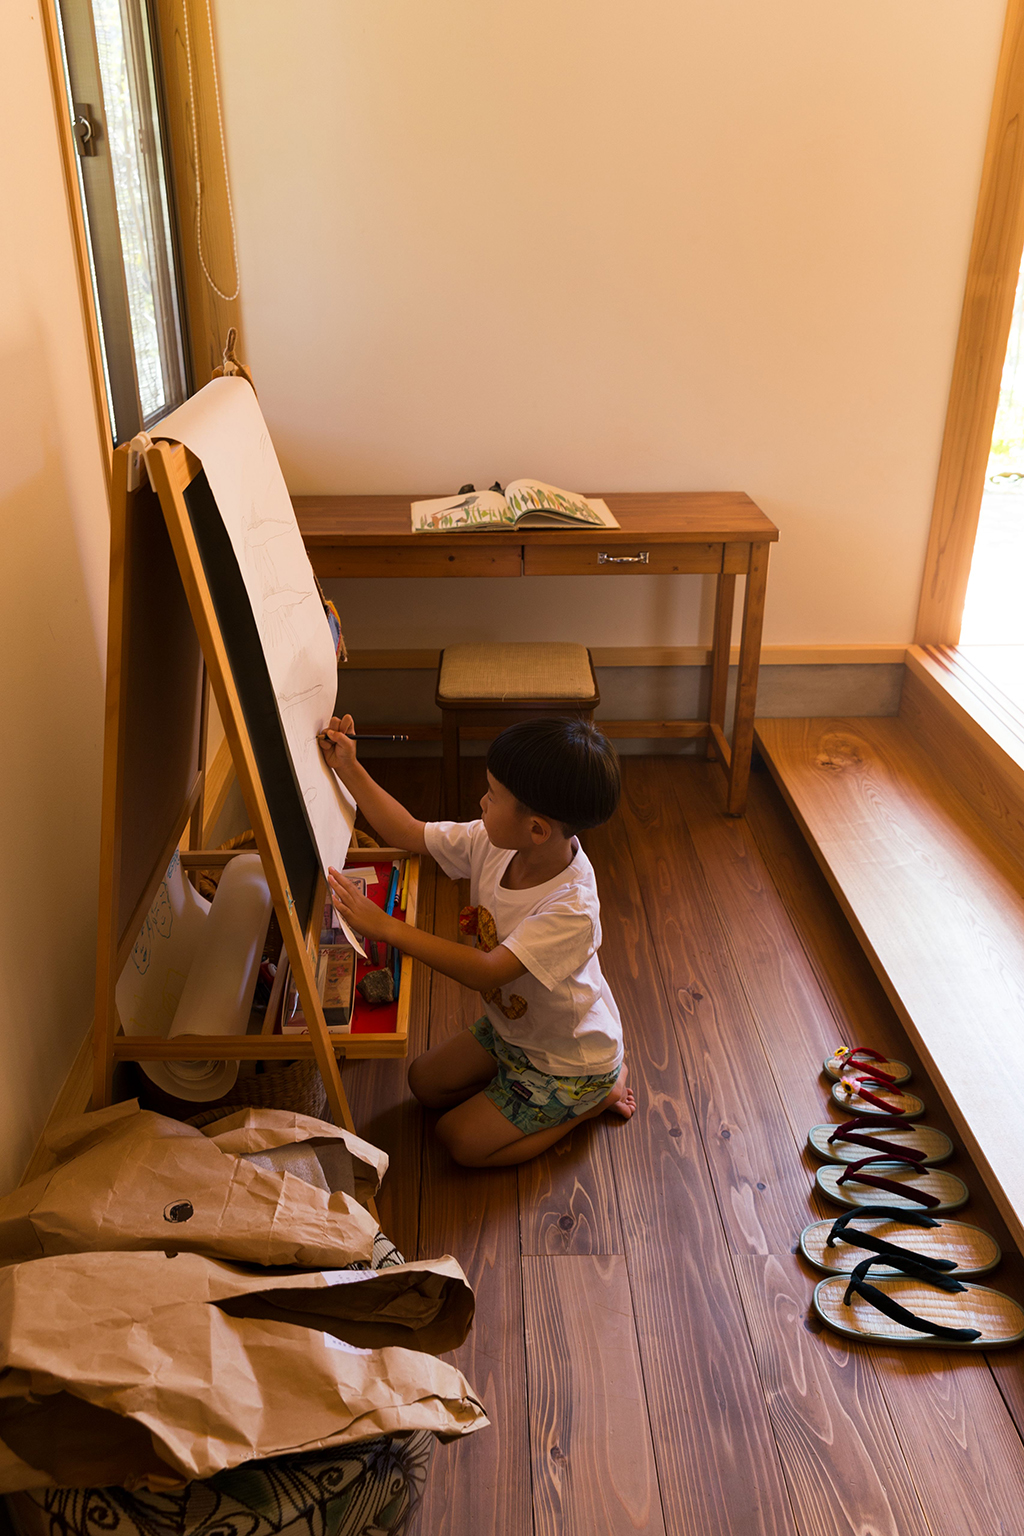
229,1057,330,1120
136,1057,330,1125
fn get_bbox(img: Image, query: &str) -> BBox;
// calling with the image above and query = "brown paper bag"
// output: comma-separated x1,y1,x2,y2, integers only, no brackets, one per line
0,1248,486,1491
0,1101,383,1269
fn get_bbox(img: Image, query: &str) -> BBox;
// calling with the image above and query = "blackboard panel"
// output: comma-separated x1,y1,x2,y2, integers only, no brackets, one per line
183,470,319,931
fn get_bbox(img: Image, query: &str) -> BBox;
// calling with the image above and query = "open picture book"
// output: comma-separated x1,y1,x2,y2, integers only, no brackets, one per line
411,480,620,532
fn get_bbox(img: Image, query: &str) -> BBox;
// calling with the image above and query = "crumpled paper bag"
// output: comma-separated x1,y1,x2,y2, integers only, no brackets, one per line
0,1247,485,1491
0,1101,386,1269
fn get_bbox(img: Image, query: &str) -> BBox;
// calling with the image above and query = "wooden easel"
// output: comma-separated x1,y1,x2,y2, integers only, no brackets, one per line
92,409,358,1129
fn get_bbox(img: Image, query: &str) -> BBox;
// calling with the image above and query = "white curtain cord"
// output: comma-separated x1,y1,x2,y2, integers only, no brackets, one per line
182,0,240,303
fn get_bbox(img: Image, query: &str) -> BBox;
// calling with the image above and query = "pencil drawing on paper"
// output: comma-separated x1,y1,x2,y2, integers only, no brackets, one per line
151,379,357,876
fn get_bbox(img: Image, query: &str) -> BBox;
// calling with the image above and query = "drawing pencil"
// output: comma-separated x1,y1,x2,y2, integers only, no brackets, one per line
399,858,410,911
318,730,409,744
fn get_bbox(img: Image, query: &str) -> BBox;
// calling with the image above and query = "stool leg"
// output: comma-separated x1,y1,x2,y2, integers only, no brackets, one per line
442,711,461,818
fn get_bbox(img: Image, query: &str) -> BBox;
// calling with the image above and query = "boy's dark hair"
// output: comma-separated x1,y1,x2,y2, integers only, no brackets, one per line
486,717,620,835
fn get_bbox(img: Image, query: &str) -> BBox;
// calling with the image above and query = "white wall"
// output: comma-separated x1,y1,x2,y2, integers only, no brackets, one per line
1,8,111,1187
214,0,1005,649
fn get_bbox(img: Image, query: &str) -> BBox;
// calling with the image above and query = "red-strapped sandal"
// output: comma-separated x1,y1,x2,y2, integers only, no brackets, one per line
807,1115,953,1166
830,1073,925,1119
823,1046,911,1086
816,1152,969,1212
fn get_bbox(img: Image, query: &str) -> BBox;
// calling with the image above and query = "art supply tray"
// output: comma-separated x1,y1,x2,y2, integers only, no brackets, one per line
273,849,420,1060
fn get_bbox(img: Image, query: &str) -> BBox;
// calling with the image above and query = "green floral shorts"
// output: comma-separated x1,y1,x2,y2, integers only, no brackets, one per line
470,1016,621,1135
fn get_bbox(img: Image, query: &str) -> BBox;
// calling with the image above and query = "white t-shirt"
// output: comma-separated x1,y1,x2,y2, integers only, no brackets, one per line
424,819,623,1077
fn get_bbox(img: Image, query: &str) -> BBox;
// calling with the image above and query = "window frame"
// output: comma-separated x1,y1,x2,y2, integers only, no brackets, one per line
915,0,1024,646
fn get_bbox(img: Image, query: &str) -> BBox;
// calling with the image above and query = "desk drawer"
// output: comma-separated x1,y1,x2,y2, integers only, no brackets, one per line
523,542,723,576
311,546,521,579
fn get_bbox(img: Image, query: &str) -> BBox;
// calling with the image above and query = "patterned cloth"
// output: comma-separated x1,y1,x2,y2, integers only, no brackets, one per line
6,1234,433,1536
470,1016,621,1134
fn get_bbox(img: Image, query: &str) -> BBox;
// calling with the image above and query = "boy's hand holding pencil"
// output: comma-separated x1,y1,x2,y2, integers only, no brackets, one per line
318,714,358,775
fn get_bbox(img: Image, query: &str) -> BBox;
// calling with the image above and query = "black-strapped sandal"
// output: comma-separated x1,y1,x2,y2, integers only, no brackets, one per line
807,1116,952,1166
813,1254,1024,1348
799,1204,1002,1277
816,1153,969,1212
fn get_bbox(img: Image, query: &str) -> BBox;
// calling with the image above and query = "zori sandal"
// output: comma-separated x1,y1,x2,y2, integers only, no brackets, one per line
799,1205,1002,1278
816,1154,969,1212
831,1074,925,1119
807,1115,953,1166
813,1254,1024,1348
824,1046,911,1086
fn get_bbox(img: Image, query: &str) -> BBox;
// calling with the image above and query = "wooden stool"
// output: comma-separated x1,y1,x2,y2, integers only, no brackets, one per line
436,642,600,817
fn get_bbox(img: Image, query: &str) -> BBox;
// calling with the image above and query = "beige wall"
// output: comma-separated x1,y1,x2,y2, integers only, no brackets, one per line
214,0,1005,651
1,8,111,1187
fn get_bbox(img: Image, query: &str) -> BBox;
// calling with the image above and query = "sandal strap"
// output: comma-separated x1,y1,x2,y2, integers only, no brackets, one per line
843,1257,981,1342
838,1073,907,1113
837,1154,940,1208
831,1114,920,1140
833,1046,890,1072
824,1211,955,1271
828,1128,926,1162
827,1205,940,1243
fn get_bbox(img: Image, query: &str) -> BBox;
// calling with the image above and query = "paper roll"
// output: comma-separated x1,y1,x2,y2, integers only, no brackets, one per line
142,853,272,1102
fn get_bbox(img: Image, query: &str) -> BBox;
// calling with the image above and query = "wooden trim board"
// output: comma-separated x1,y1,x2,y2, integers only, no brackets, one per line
901,644,1024,875
38,0,114,472
340,644,909,670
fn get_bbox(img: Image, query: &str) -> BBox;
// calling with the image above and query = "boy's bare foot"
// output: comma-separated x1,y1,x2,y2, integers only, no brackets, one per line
596,1062,636,1121
608,1085,637,1119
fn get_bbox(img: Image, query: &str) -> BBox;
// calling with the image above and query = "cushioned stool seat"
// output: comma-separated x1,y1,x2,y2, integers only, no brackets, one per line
436,642,599,815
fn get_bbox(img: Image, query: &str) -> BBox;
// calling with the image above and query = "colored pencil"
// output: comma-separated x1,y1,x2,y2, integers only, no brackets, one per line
384,864,400,916
400,858,410,911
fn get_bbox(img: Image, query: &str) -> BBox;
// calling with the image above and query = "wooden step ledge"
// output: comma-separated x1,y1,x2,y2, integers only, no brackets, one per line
755,715,1024,1255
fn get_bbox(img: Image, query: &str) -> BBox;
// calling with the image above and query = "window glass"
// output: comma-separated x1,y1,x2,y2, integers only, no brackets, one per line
961,258,1024,643
56,0,188,441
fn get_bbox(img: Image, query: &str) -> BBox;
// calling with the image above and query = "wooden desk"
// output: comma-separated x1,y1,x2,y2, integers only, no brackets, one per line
294,492,779,814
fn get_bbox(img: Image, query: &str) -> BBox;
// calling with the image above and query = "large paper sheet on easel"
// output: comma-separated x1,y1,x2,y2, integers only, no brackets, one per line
152,378,356,886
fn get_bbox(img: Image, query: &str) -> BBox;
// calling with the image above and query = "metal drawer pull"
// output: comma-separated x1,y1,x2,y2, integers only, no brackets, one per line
597,550,649,565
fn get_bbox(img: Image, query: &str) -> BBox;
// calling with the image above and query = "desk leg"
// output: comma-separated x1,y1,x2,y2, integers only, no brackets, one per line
727,543,769,815
707,572,736,762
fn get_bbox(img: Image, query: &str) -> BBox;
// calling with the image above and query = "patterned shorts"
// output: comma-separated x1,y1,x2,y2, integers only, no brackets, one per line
470,1016,621,1136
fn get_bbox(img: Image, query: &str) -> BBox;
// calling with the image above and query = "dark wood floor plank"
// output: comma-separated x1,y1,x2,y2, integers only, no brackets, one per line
663,759,871,1145
524,1254,666,1535
733,1255,931,1536
584,812,797,1536
616,759,830,1253
416,862,534,1536
865,1342,1024,1536
518,1129,623,1256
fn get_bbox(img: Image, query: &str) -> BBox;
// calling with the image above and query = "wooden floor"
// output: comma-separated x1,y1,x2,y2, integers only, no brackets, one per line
344,755,1024,1536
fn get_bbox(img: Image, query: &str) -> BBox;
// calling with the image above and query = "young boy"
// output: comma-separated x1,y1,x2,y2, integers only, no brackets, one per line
321,713,634,1167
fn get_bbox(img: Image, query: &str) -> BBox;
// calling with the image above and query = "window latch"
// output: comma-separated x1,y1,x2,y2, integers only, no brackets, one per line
72,103,99,157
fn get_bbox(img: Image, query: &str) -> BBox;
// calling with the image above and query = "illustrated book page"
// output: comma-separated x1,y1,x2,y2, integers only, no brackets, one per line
411,481,619,531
